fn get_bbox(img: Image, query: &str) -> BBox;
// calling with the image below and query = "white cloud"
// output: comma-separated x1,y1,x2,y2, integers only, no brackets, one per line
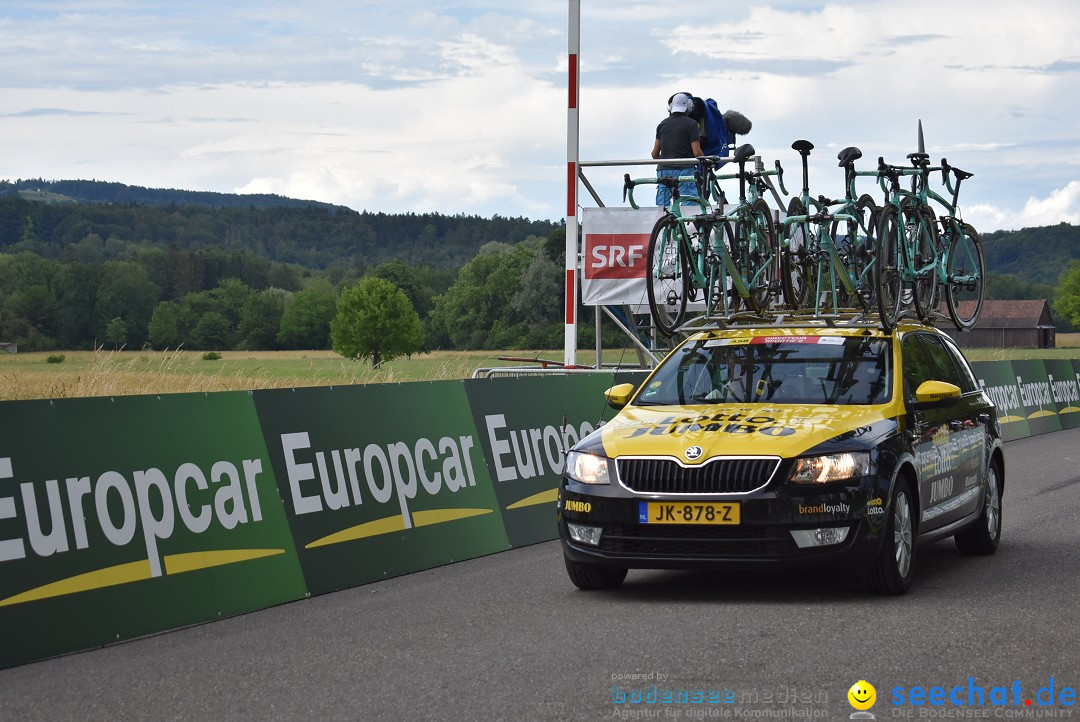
0,1,1078,229
969,181,1080,231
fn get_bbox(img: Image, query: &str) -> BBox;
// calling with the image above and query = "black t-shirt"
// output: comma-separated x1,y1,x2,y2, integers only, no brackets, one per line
655,113,700,170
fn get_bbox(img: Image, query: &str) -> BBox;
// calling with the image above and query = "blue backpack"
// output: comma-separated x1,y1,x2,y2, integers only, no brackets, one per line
701,98,729,157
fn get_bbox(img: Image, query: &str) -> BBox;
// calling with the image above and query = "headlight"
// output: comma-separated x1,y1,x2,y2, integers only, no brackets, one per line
565,451,615,485
789,452,870,484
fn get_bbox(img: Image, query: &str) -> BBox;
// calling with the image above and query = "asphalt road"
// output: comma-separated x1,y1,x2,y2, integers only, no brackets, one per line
2,428,1079,721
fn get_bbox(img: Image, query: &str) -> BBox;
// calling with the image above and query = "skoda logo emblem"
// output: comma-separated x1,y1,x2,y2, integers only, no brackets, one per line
685,446,703,461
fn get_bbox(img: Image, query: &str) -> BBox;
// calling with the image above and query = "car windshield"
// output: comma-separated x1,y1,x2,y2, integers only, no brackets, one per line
635,335,892,406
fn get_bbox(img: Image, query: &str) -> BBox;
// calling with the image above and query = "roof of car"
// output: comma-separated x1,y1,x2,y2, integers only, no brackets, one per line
683,318,939,343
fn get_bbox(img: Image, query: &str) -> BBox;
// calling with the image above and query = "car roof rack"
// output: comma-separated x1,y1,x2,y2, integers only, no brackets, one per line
674,308,941,333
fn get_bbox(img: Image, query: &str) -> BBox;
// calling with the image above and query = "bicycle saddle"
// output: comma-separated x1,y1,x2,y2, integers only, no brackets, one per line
940,158,974,181
906,152,930,166
733,144,755,163
837,146,863,166
791,139,814,154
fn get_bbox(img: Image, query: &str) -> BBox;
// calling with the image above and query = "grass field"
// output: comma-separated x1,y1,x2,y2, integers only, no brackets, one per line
0,348,648,401
0,338,1076,401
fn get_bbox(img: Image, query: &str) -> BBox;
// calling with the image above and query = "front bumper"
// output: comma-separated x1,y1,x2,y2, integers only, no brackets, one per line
558,476,888,570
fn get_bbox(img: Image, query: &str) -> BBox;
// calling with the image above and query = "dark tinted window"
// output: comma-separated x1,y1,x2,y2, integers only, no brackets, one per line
902,333,966,398
636,335,892,406
937,336,979,393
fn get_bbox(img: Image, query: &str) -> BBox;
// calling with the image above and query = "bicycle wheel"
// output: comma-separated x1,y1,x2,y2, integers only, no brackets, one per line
945,222,985,330
875,205,903,331
739,198,776,313
841,194,878,310
713,221,742,315
781,197,813,310
646,213,690,336
906,205,938,321
697,219,721,316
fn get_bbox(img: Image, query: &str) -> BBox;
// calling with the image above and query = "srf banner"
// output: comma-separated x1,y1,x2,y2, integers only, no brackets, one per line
581,207,661,307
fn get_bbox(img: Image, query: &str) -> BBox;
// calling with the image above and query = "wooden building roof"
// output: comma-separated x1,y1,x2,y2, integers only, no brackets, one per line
955,299,1055,328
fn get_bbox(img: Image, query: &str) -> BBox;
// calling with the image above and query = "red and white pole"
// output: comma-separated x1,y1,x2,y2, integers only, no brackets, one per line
564,0,580,367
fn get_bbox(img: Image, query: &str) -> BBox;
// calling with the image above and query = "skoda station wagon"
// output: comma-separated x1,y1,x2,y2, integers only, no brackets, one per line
558,322,1004,594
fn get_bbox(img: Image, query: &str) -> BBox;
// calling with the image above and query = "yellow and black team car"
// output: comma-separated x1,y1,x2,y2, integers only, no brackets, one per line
558,321,1004,595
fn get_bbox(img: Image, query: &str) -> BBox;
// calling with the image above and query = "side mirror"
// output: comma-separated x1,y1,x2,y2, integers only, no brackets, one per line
914,380,962,404
604,383,637,410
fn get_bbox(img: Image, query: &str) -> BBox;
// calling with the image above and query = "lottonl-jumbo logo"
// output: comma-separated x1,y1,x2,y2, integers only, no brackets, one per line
848,680,877,711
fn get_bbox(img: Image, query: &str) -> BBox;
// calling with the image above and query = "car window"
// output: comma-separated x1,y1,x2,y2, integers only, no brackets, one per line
635,335,892,406
937,336,979,393
902,333,966,398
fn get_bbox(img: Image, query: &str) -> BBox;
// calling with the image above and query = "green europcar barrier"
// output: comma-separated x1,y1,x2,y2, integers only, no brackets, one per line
463,372,644,547
0,392,307,670
970,360,1080,441
0,363,1073,668
252,381,511,596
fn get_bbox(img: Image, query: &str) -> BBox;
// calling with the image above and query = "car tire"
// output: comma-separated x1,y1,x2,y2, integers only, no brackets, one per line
954,460,1002,555
564,557,628,590
864,476,916,595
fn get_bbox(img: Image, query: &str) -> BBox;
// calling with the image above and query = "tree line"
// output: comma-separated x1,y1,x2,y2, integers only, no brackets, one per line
0,226,630,356
0,189,558,271
1,179,1077,356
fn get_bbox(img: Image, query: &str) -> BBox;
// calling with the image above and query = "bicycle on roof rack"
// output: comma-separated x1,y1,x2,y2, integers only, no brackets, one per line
625,145,786,336
930,158,985,330
778,140,880,316
623,162,712,336
873,153,985,332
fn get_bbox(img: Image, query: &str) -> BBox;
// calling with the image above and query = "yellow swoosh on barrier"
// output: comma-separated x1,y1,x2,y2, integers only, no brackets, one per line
0,548,288,607
1000,415,1027,423
412,508,492,526
164,548,285,575
305,508,494,549
506,488,558,510
0,559,152,607
1028,410,1057,418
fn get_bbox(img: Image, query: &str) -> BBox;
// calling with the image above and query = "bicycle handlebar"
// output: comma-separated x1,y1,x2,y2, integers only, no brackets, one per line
773,159,788,196
877,154,973,210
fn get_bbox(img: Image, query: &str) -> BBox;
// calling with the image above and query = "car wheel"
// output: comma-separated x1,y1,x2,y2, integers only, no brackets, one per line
564,556,627,590
864,477,915,595
954,460,1002,555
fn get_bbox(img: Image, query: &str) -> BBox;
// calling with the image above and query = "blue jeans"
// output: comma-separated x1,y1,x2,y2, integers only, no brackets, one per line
655,168,697,207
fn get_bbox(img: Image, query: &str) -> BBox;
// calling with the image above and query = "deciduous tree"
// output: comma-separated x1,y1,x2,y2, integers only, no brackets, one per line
1053,260,1080,327
278,279,337,349
331,277,424,367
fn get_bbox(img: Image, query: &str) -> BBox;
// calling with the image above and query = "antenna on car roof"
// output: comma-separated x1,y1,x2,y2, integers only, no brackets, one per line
917,119,925,155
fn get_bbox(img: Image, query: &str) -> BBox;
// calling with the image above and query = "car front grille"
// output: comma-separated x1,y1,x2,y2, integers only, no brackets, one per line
598,522,798,557
617,457,780,495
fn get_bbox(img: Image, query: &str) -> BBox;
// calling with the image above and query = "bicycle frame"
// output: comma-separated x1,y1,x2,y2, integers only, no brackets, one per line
778,142,876,316
702,147,786,315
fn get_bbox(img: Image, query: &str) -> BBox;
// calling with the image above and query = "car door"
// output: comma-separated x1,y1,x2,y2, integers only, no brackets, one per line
936,334,994,514
901,332,987,532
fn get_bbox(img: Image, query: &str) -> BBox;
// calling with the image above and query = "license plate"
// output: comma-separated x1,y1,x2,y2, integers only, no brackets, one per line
639,502,740,525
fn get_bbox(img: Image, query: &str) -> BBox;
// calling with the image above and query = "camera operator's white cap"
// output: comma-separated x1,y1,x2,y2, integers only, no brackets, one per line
669,93,692,113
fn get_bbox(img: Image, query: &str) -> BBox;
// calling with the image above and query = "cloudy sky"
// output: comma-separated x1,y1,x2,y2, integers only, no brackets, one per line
1,0,1078,232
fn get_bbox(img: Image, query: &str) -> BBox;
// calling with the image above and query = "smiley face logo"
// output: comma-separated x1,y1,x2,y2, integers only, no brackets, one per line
848,680,876,710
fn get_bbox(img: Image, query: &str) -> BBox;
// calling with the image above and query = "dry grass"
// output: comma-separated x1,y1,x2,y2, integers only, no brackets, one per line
3,339,1072,402
0,348,645,401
